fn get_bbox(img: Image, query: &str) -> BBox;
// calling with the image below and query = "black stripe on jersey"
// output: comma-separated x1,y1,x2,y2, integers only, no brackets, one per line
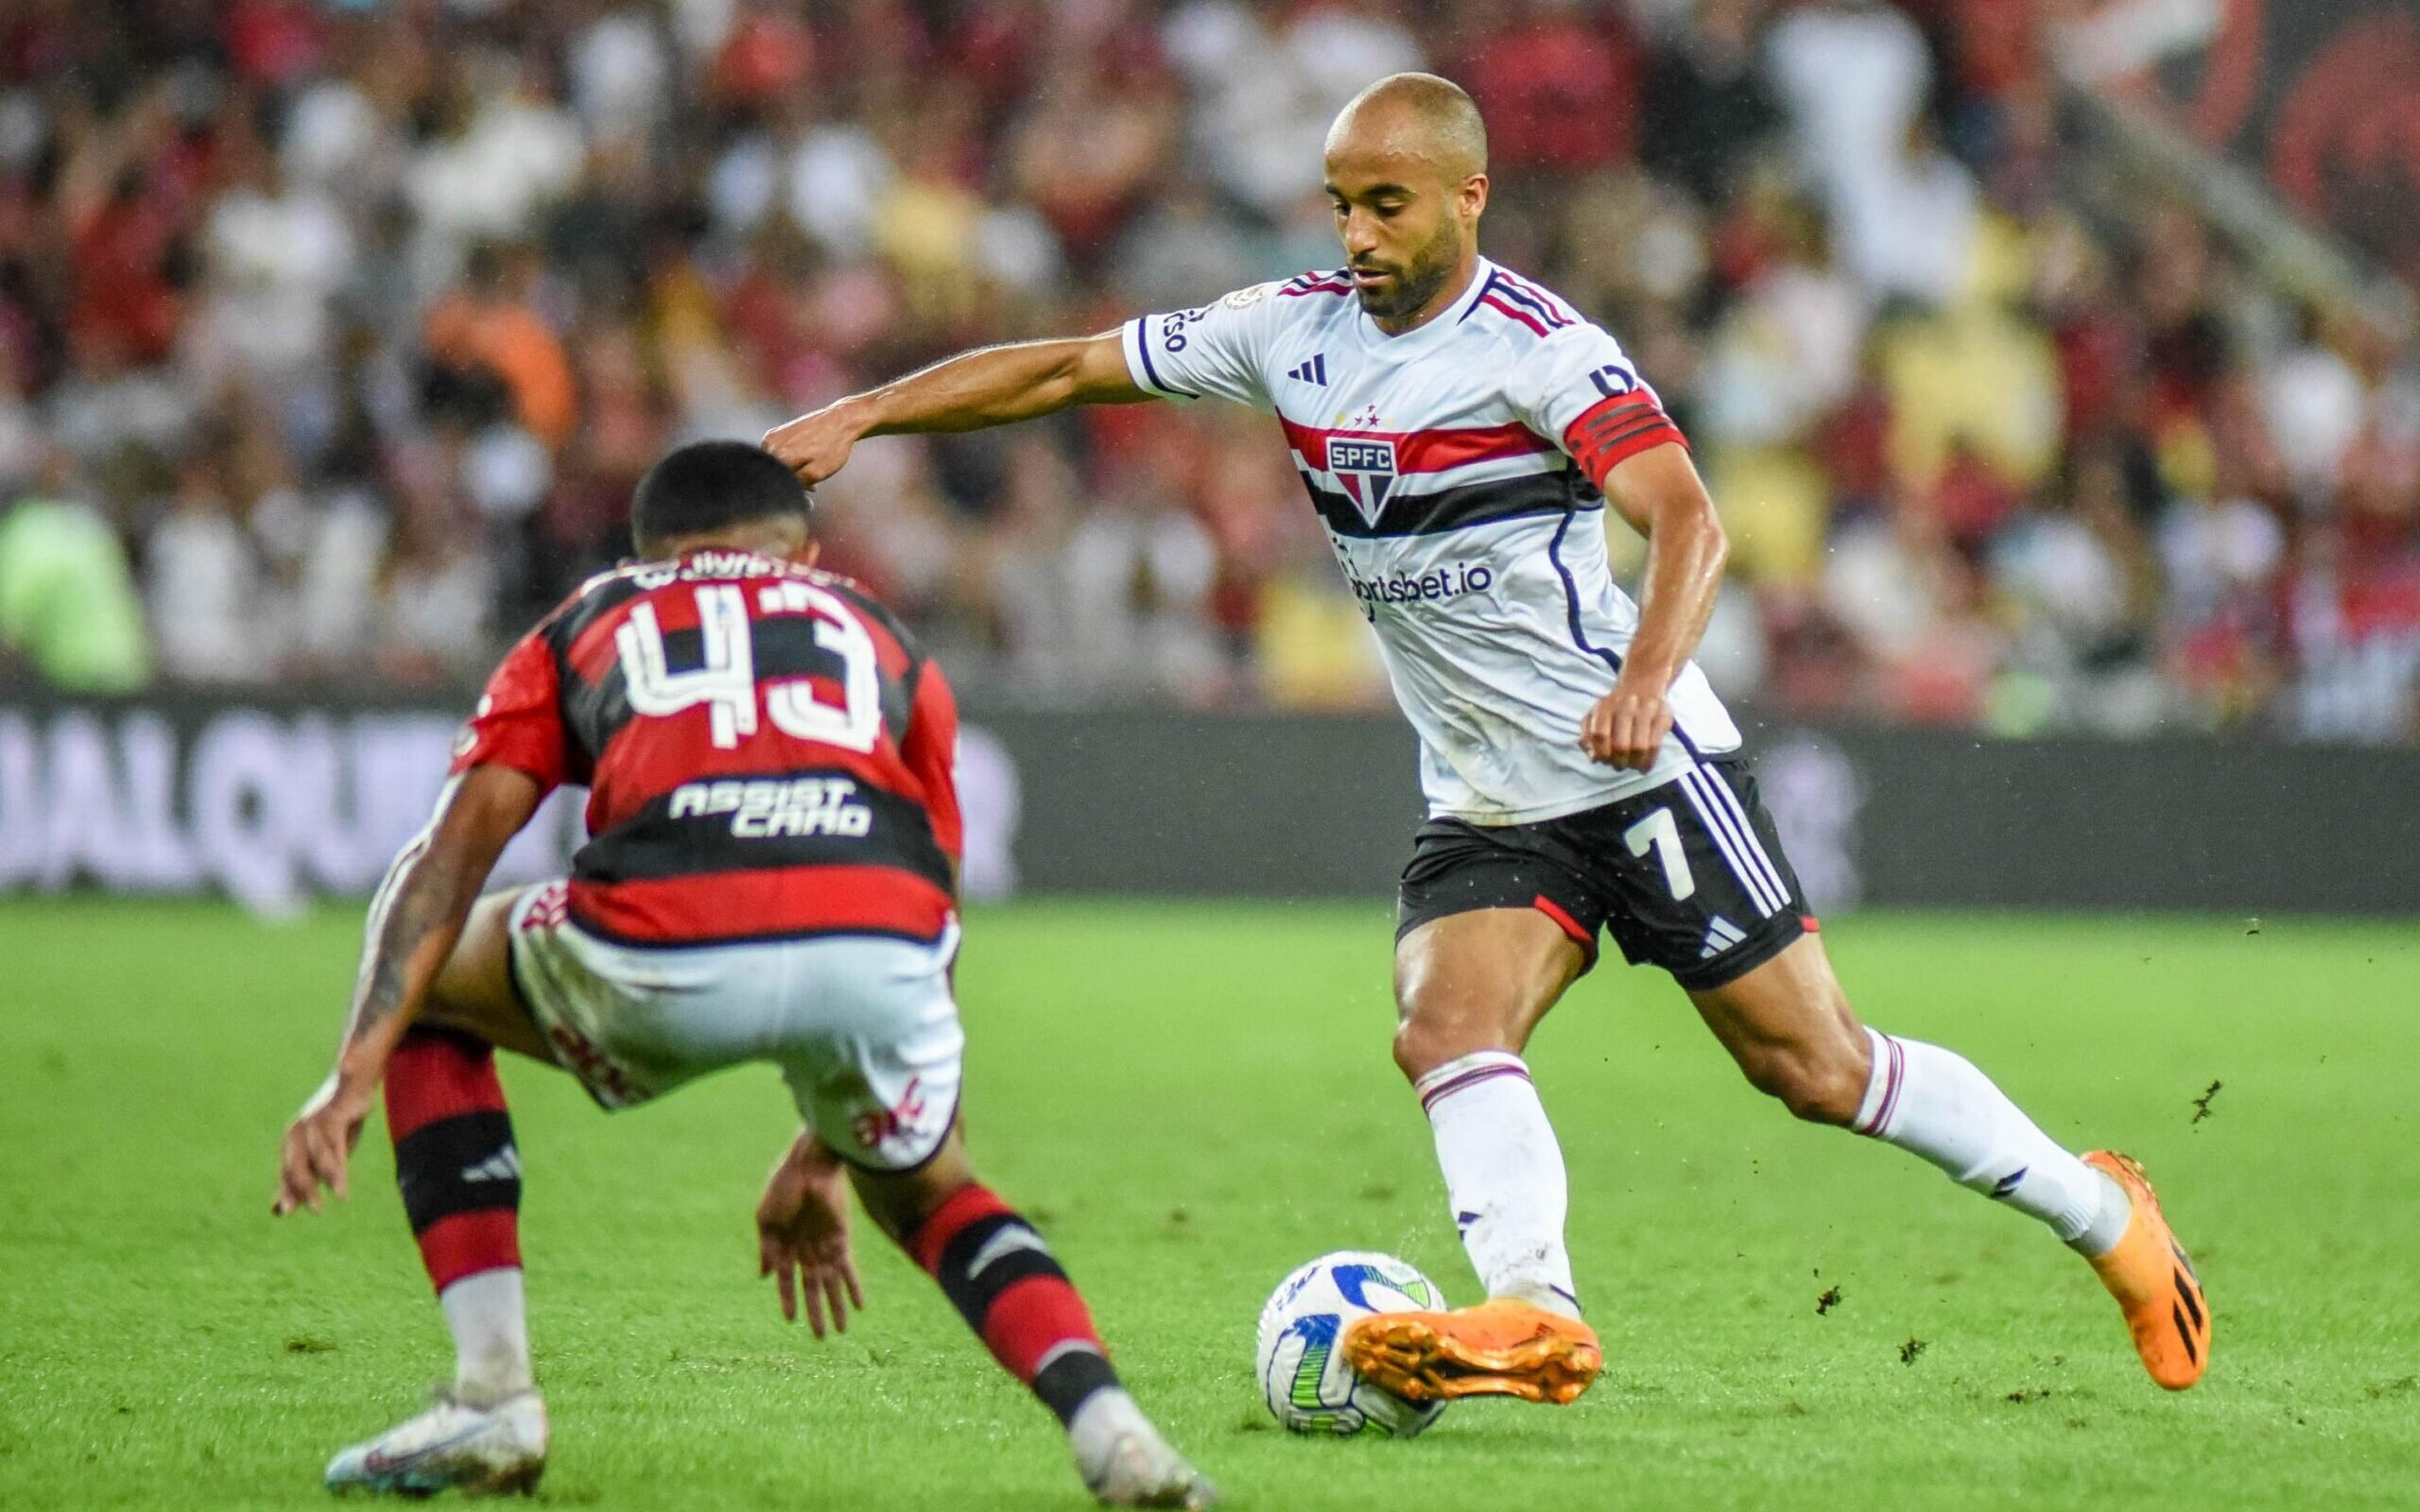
562,661,632,774
813,576,926,738
571,771,954,890
543,573,648,666
1302,470,1593,540
541,576,649,782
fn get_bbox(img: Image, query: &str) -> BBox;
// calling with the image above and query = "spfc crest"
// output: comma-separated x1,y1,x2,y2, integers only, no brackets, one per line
1327,438,1398,525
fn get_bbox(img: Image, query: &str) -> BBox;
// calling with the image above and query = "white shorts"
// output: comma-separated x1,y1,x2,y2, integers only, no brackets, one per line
505,883,965,1171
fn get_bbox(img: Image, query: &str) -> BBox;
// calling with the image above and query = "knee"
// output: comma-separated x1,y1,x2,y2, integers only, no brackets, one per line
1737,1040,1868,1125
856,1177,940,1248
856,1141,977,1248
1390,1001,1500,1085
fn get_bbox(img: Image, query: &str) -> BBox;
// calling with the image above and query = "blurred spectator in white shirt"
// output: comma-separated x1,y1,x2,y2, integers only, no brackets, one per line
1163,0,1423,219
147,444,268,683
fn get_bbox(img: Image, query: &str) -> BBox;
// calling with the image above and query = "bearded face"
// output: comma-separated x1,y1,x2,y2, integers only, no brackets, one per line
1349,212,1463,323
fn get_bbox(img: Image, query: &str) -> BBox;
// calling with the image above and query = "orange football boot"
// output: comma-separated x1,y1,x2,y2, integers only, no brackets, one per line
1340,1298,1602,1405
2083,1151,2210,1390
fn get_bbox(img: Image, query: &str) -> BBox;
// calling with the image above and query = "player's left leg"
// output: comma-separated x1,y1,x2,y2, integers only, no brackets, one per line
1689,932,2211,1389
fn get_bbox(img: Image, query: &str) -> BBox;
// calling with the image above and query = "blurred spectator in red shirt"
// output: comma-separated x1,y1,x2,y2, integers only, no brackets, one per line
224,0,326,88
1463,0,1639,177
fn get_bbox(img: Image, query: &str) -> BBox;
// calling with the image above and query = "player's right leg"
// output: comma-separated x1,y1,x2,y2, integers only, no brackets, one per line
838,1133,1212,1508
781,929,1212,1508
324,885,555,1495
1339,830,1606,1405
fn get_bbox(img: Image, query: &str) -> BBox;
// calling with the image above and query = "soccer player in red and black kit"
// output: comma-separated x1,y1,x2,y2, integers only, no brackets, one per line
269,441,1214,1507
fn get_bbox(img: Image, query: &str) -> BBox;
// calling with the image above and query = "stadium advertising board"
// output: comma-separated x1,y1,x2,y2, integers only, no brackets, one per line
0,696,2412,917
0,699,1015,914
969,709,2417,917
0,704,579,914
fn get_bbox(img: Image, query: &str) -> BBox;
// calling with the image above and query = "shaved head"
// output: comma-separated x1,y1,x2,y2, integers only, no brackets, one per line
1325,73,1490,180
1322,74,1491,332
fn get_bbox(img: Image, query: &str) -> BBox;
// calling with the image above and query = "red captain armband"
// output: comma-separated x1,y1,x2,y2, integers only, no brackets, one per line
1564,390,1687,490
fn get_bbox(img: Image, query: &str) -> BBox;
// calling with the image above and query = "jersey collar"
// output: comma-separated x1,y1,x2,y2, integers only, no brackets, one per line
1353,257,1495,353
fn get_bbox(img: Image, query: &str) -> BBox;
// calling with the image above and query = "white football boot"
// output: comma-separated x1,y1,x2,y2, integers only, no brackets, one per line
324,1389,547,1496
1068,1390,1217,1509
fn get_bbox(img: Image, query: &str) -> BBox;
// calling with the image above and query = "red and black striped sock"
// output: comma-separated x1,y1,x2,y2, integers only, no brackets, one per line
908,1185,1121,1425
386,1027,522,1291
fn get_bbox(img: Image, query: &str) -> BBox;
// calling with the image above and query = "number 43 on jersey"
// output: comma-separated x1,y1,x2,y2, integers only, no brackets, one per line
614,581,881,753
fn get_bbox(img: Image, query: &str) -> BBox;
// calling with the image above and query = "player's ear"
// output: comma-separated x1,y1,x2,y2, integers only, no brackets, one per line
1461,173,1488,223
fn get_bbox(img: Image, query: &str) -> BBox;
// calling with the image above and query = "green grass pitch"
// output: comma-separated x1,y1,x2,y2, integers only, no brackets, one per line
3,898,2417,1509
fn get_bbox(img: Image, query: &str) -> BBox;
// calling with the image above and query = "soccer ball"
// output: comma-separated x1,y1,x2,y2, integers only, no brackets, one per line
1254,1250,1448,1437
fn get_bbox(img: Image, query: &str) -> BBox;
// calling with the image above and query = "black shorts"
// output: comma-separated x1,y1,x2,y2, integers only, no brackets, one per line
1396,758,1814,991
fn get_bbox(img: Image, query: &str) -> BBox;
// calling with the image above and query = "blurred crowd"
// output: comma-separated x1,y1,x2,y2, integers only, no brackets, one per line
0,0,2416,742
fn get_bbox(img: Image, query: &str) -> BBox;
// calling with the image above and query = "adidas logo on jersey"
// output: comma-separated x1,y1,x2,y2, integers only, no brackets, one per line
1288,353,1328,386
1700,916,1746,959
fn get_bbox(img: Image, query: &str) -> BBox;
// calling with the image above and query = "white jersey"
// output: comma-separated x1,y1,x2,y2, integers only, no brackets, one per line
1121,259,1741,826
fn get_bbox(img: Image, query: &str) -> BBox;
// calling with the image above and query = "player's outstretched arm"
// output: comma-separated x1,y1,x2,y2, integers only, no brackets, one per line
764,332,1148,486
271,764,542,1216
1582,444,1729,770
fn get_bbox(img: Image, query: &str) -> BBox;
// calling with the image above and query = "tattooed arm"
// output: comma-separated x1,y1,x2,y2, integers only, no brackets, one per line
273,764,543,1216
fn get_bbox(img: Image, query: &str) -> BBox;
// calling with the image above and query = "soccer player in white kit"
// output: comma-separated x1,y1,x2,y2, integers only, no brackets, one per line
766,74,2210,1402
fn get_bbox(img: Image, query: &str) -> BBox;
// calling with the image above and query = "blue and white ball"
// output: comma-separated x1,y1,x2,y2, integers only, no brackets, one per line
1254,1250,1449,1437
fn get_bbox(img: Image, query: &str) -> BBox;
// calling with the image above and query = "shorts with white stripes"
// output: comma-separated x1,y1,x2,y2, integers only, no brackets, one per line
1395,757,1814,991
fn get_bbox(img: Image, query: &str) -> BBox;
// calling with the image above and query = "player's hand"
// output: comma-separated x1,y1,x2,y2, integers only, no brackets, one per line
756,1135,865,1338
762,401,865,488
1581,675,1673,770
272,1073,374,1217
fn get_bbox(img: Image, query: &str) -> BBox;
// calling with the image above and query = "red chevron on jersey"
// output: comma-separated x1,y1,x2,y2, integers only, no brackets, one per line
1276,417,1554,475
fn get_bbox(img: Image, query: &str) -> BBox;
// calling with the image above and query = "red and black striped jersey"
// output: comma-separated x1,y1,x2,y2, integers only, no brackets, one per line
452,549,960,947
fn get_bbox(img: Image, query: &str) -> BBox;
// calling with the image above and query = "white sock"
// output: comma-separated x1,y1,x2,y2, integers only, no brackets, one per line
1855,1028,2132,1256
1416,1052,1582,1317
440,1267,534,1403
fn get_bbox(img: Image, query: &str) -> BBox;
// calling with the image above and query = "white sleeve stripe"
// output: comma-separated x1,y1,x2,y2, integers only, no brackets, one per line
1121,318,1198,400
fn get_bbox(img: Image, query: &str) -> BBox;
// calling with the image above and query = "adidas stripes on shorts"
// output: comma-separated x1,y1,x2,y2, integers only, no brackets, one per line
1395,757,1813,991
